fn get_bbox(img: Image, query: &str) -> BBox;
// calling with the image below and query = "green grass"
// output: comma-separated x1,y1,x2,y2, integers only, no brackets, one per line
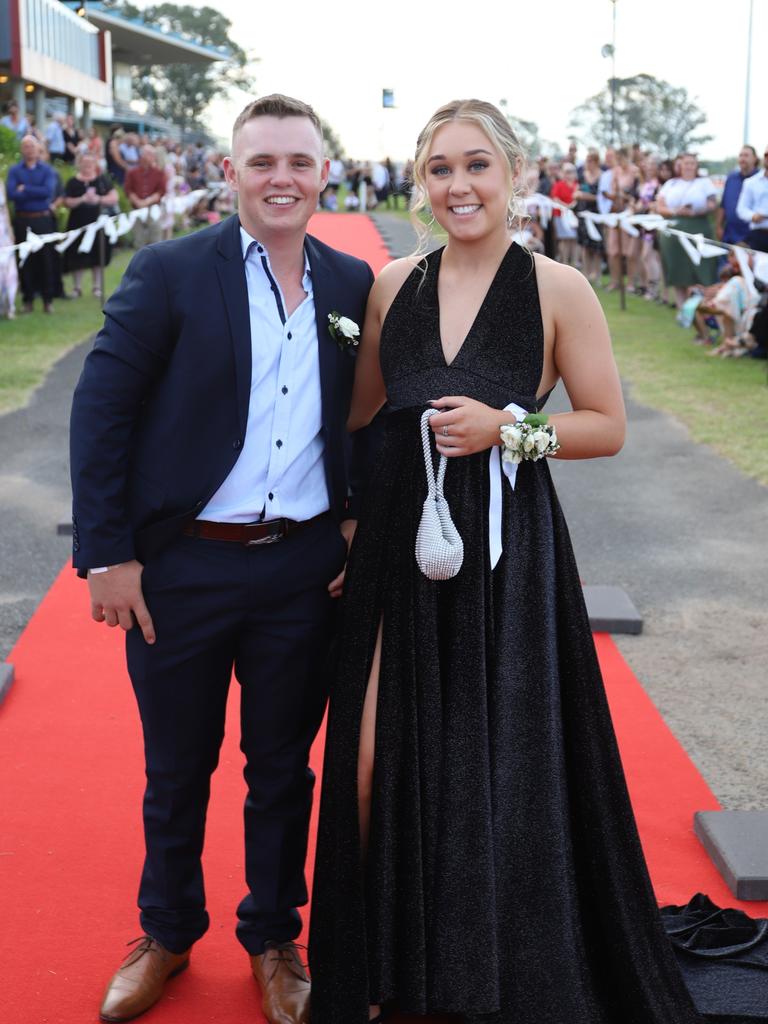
601,287,768,485
0,245,135,414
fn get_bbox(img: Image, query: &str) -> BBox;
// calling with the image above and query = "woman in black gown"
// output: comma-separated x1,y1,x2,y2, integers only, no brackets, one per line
309,99,701,1024
62,152,117,298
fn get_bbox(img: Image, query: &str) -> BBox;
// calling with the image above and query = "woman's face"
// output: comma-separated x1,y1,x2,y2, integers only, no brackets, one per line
79,156,97,178
680,155,698,179
425,120,511,242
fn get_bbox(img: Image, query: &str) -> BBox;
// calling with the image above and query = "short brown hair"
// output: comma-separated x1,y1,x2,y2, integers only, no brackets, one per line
232,93,323,145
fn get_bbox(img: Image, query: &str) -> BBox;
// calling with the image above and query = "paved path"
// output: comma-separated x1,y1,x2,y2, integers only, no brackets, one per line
0,342,85,661
1,214,765,811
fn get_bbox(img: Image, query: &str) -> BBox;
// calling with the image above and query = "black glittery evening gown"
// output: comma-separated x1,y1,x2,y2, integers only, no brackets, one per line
309,243,701,1024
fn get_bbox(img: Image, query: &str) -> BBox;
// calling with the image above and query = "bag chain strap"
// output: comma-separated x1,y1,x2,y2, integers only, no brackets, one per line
420,409,447,500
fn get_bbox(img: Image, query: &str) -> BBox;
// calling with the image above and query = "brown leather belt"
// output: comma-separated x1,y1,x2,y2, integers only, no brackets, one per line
183,512,329,546
15,210,53,218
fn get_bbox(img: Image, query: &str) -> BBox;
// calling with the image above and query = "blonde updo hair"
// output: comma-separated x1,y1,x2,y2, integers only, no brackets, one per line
410,98,528,255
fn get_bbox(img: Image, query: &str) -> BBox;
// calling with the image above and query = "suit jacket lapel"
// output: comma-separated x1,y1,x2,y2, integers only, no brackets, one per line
305,234,339,429
216,216,251,436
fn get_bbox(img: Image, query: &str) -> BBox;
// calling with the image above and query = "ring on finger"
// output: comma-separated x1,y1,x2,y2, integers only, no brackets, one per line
442,425,449,437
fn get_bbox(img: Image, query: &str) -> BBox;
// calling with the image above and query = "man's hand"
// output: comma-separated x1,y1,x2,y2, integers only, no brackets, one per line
328,519,357,599
88,559,156,644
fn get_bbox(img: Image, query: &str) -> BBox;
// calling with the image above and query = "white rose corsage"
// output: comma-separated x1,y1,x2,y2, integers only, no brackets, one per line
328,311,360,351
499,413,560,464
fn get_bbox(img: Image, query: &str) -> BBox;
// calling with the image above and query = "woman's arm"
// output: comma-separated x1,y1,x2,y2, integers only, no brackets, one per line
429,260,625,460
99,178,119,206
655,188,674,217
347,257,417,431
544,264,625,458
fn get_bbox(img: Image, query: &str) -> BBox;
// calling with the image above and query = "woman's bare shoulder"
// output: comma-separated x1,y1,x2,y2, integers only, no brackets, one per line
370,255,424,315
375,255,423,290
532,251,596,302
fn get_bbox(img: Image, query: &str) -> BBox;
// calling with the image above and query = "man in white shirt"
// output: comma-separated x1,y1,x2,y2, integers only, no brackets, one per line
45,113,66,161
70,94,374,1024
596,147,616,217
737,144,768,252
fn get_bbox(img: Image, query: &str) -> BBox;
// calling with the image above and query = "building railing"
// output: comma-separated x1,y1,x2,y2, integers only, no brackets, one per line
22,0,101,78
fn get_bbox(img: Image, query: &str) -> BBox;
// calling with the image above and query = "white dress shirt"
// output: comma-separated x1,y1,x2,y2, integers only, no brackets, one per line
658,176,716,215
737,171,768,229
199,226,329,524
597,167,615,216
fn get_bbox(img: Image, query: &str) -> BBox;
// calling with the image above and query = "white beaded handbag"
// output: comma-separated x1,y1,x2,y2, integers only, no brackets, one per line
415,409,464,581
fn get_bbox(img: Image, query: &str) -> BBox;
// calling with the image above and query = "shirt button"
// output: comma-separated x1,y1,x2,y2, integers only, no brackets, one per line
257,245,263,253
268,492,274,501
233,439,242,450
282,386,288,395
276,439,283,448
287,332,292,340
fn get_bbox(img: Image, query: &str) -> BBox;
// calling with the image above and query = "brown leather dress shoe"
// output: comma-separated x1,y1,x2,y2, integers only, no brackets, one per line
99,935,191,1022
250,941,310,1024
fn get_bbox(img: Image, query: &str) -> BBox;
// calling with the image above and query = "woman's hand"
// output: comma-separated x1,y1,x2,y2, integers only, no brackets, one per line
428,397,509,457
328,519,357,598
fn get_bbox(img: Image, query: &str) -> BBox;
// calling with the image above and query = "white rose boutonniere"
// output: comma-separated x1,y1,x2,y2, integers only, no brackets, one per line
328,311,360,351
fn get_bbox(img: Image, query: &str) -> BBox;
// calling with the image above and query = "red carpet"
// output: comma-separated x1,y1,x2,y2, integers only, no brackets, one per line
2,214,765,1023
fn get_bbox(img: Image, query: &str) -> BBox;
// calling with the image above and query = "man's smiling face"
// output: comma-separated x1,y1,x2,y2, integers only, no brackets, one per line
223,115,329,244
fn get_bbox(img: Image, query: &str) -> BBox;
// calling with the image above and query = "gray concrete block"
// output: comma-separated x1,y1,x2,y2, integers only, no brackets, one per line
694,810,768,901
583,584,643,635
56,521,73,536
0,662,14,705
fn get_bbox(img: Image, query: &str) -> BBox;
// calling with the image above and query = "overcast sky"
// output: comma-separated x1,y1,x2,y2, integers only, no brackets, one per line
166,0,764,161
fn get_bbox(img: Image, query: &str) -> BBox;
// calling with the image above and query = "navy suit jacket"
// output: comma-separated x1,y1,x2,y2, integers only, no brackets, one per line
70,214,374,571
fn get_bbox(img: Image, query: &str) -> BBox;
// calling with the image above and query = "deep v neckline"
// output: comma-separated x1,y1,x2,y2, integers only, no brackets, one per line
434,242,517,368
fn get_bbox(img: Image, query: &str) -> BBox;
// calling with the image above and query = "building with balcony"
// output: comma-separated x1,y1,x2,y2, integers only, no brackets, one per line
0,0,111,129
0,0,226,139
85,2,227,138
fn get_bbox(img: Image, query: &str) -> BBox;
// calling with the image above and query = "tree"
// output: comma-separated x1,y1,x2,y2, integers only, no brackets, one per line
102,1,257,136
505,115,540,155
569,74,713,155
321,119,344,158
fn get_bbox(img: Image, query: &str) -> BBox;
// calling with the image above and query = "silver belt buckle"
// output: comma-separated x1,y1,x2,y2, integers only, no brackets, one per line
245,533,282,546
245,520,286,546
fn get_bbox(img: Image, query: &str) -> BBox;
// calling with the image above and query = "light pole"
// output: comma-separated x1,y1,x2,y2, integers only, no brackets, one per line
601,0,618,145
610,0,617,144
744,0,754,144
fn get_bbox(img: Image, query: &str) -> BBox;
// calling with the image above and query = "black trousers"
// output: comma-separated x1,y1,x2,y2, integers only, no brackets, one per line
744,228,768,253
13,213,57,304
125,516,347,954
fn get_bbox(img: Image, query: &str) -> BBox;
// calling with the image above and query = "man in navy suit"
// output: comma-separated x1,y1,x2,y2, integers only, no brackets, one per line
70,95,374,1024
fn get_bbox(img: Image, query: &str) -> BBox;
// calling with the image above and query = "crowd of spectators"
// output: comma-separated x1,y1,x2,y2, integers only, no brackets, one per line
1,95,766,361
524,142,768,359
320,156,412,211
0,101,233,316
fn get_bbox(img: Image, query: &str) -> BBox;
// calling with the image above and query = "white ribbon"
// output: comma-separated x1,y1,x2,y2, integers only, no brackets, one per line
116,212,133,237
696,235,729,260
676,231,702,266
582,212,604,243
754,252,768,286
1,188,214,264
78,221,99,254
489,402,528,570
55,227,84,254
